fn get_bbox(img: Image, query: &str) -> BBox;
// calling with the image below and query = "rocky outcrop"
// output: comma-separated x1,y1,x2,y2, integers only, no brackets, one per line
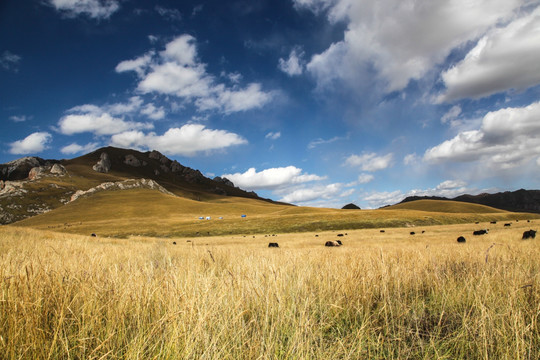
124,154,146,167
50,163,67,175
213,176,235,188
0,156,47,181
69,178,176,202
93,152,111,173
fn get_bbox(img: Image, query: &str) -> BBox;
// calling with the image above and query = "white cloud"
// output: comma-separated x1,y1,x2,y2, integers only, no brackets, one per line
265,131,281,140
109,124,247,156
116,34,273,114
48,0,120,19
441,105,462,124
424,100,540,169
222,166,325,190
357,173,374,184
363,190,405,209
155,6,182,21
60,142,99,154
297,0,524,93
278,47,305,76
141,103,166,120
0,51,21,72
307,135,345,149
9,132,52,154
439,6,540,102
57,98,162,136
59,113,152,136
9,115,27,122
278,183,344,204
344,152,393,172
403,153,419,166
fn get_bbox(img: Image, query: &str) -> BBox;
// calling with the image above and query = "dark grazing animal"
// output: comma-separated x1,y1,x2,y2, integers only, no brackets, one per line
336,240,343,245
522,230,537,240
172,241,177,245
91,233,97,237
337,233,344,237
380,230,385,233
473,229,489,235
410,232,415,235
325,241,341,247
490,221,497,224
504,223,511,227
457,236,466,243
268,242,279,248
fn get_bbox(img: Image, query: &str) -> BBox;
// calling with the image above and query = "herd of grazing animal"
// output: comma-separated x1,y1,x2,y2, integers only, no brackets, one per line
157,221,537,247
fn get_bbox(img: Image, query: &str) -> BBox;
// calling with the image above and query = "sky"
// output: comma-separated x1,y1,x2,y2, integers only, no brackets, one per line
2,0,540,209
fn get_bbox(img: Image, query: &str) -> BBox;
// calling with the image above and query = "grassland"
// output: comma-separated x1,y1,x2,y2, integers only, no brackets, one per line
14,190,539,238
1,219,538,359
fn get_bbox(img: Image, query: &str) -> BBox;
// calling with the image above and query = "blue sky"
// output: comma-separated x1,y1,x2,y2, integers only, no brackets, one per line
2,0,540,208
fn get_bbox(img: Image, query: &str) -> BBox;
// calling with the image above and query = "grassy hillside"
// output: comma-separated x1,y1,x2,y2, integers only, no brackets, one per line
383,199,505,213
15,192,539,238
1,224,538,359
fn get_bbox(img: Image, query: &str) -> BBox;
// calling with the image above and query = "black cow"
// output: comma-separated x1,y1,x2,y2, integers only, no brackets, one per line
337,233,344,237
490,221,497,224
410,232,415,235
457,236,466,243
336,240,343,245
380,230,385,233
522,230,537,240
325,241,341,247
91,233,97,237
473,229,489,235
268,242,279,248
172,241,177,245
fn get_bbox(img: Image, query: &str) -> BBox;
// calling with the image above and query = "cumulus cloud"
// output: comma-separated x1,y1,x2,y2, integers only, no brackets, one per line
357,173,374,184
222,166,325,190
60,142,99,154
344,152,393,172
0,51,21,72
57,97,163,136
109,124,247,156
116,34,273,114
48,0,120,19
278,47,305,76
296,0,524,93
278,183,345,204
265,131,281,140
9,132,52,154
424,100,540,169
439,6,540,102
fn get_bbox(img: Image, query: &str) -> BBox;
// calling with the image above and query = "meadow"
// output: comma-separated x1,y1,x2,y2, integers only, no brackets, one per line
1,220,538,359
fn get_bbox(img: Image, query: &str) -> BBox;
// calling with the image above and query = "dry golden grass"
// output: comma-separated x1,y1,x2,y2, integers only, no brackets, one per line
14,191,539,238
1,221,538,359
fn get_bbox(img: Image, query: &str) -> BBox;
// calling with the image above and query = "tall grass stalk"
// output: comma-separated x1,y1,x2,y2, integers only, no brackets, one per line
1,226,538,359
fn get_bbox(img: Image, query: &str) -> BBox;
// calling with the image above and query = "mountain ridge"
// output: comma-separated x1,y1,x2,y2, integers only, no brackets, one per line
0,146,288,224
398,189,540,214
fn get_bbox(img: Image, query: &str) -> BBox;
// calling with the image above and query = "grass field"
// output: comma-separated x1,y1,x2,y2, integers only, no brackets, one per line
1,219,538,359
13,190,539,238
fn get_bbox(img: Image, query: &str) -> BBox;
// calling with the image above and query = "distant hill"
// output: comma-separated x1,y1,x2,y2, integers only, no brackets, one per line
384,199,506,214
398,189,540,214
342,203,361,210
0,146,287,224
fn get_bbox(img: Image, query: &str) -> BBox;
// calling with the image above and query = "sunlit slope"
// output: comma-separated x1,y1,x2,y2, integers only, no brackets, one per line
15,191,539,237
383,199,505,213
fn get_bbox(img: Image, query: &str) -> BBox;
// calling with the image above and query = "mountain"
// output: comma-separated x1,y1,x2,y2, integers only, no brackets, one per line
398,189,540,214
0,146,284,224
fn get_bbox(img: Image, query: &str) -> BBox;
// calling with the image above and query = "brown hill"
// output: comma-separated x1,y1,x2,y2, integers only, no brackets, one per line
0,146,285,224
